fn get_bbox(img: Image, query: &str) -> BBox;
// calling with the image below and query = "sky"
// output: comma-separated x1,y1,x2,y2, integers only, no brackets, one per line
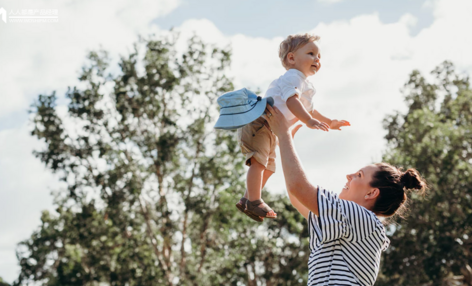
1,0,472,283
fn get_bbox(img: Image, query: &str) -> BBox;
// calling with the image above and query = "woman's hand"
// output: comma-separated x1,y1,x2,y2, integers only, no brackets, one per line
263,105,291,138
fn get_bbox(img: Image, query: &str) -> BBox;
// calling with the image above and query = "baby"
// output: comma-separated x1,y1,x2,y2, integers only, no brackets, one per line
236,33,350,222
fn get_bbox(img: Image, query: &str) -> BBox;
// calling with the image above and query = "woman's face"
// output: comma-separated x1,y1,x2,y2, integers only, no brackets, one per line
339,164,380,206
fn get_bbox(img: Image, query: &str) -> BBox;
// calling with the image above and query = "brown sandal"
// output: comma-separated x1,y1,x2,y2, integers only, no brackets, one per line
245,199,277,219
236,197,264,222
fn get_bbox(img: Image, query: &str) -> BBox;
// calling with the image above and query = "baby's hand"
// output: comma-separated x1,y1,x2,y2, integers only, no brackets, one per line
306,118,329,131
330,119,351,130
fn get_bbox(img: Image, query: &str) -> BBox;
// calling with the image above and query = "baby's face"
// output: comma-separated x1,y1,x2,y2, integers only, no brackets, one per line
287,41,321,77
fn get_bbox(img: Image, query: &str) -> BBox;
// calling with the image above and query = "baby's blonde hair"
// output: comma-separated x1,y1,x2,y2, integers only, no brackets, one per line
279,33,320,70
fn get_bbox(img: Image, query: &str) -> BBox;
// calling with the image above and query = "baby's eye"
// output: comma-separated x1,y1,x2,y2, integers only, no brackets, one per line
358,172,361,177
308,52,314,55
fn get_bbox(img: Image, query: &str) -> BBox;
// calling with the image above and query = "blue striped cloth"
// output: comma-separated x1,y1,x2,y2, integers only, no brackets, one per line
307,187,390,286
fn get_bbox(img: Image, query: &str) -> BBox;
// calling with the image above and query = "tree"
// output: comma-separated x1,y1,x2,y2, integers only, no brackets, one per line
377,61,472,286
0,277,11,286
15,33,310,286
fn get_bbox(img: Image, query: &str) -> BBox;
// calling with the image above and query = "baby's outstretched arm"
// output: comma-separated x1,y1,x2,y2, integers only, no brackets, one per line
286,96,329,131
311,109,351,130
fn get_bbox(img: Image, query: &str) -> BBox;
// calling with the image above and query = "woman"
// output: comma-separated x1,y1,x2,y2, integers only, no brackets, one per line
263,105,427,286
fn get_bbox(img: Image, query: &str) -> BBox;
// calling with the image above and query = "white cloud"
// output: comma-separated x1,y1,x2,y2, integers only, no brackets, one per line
0,0,179,118
0,124,62,282
318,0,344,4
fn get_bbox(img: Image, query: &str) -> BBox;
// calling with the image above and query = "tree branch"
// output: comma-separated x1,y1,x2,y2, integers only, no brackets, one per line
180,141,202,276
138,198,173,285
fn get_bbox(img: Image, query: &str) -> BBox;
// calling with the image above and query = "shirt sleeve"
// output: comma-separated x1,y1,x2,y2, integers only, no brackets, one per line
278,74,304,102
308,187,381,244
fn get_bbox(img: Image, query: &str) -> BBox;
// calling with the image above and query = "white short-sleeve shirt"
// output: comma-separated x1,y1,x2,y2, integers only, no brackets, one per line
265,69,316,122
307,187,390,286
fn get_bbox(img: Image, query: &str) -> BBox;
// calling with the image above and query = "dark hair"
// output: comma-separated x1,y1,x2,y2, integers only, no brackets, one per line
369,163,427,218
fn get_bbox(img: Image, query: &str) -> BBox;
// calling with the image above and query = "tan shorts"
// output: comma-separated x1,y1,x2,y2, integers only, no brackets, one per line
237,117,277,173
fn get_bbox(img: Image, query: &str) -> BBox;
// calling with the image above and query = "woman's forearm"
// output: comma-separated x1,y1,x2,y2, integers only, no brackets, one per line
278,132,319,215
287,188,310,219
278,132,307,191
263,104,320,215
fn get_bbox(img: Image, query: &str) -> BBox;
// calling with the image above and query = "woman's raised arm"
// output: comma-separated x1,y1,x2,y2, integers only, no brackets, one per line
263,105,320,216
287,189,310,219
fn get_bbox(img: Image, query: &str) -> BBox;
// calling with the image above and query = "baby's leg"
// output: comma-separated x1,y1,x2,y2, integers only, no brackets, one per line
246,158,266,201
244,168,273,199
245,158,276,218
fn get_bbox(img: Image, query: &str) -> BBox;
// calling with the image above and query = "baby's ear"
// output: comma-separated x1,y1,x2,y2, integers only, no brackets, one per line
286,52,295,63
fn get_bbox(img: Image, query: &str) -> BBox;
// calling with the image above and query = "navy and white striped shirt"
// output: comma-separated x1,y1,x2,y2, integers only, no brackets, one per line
307,187,390,286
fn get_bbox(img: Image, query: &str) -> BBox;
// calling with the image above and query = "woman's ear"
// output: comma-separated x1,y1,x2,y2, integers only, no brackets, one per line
371,188,380,199
365,188,380,200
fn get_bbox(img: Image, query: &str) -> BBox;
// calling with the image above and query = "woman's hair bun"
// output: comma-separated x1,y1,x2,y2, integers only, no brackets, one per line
400,168,426,193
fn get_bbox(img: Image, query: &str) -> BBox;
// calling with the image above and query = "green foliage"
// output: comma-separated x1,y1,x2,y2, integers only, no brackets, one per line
378,61,472,286
16,33,309,286
0,277,11,286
